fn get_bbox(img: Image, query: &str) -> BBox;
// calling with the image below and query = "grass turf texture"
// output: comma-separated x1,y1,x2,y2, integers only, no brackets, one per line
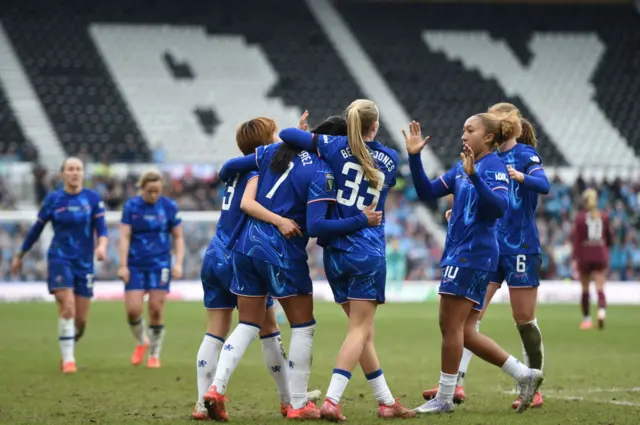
0,302,639,424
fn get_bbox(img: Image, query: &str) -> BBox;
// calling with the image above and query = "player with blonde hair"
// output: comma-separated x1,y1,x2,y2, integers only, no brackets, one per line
278,101,415,421
119,170,184,369
423,103,550,409
12,157,107,373
572,188,611,330
405,112,543,415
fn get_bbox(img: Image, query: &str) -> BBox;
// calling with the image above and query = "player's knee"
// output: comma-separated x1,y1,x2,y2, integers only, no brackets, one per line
58,302,75,319
148,307,162,323
513,312,535,325
126,307,143,322
260,311,279,336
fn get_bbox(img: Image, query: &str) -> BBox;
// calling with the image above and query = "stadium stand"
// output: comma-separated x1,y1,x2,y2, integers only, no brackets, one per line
1,0,640,282
337,1,640,169
0,81,34,161
0,0,391,164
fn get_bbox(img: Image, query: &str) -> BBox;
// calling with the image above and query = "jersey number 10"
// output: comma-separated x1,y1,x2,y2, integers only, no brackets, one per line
336,163,385,211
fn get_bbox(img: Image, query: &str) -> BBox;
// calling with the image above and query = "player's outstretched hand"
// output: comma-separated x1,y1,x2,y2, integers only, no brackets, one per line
10,256,23,276
461,144,476,175
276,217,303,239
363,202,383,227
507,165,524,183
445,209,452,223
171,264,183,280
402,121,430,155
298,110,309,131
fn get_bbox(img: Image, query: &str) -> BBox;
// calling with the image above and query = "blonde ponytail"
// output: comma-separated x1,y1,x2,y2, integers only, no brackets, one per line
346,99,380,187
583,188,600,218
488,102,537,147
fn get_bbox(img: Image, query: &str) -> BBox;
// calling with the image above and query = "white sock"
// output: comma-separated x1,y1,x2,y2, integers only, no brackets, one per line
211,322,260,395
149,325,165,358
598,308,606,318
365,369,394,405
435,372,457,404
196,333,224,402
260,331,291,405
501,355,529,380
289,320,316,409
58,317,75,363
129,318,147,345
458,320,479,386
326,369,351,405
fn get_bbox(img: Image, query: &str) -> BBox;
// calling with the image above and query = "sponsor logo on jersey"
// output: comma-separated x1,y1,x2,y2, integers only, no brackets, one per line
495,172,509,183
530,156,540,163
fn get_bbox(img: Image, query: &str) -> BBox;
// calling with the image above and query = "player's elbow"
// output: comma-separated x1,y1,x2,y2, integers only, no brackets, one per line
240,198,251,213
279,127,297,141
539,179,551,195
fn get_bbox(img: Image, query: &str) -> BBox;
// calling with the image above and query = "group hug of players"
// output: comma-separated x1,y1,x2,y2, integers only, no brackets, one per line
11,99,612,422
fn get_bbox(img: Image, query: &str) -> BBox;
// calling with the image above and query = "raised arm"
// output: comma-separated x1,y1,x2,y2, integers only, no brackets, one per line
460,145,508,219
408,154,452,200
279,128,316,152
403,121,451,200
219,154,258,182
240,176,303,239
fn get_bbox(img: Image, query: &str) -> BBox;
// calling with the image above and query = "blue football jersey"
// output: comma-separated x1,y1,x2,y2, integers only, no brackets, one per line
37,189,106,271
440,153,509,272
232,143,337,268
497,144,544,255
316,135,398,257
121,196,182,269
216,171,258,246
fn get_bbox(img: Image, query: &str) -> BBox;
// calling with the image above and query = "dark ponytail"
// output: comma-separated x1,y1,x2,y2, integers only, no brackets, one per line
270,144,301,173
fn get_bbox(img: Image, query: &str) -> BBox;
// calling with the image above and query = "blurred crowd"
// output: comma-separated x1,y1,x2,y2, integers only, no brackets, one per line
1,164,640,282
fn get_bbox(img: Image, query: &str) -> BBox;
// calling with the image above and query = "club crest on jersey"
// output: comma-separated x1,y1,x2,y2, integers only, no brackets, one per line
325,173,335,191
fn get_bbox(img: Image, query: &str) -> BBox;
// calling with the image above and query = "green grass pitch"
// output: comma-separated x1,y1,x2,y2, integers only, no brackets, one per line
0,302,639,424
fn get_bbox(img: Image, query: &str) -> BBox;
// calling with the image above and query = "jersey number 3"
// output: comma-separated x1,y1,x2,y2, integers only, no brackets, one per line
336,163,385,210
221,175,239,211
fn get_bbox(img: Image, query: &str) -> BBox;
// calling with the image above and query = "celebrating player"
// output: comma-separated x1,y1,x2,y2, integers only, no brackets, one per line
278,101,415,421
203,116,380,421
572,188,611,330
11,157,107,374
423,103,549,409
193,117,307,420
404,113,543,414
118,170,184,369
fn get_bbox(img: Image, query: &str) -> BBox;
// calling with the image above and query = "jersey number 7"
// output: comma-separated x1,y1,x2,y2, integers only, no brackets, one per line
336,163,385,210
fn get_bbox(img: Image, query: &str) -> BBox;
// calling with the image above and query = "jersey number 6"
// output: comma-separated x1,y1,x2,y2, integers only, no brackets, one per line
336,163,385,210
